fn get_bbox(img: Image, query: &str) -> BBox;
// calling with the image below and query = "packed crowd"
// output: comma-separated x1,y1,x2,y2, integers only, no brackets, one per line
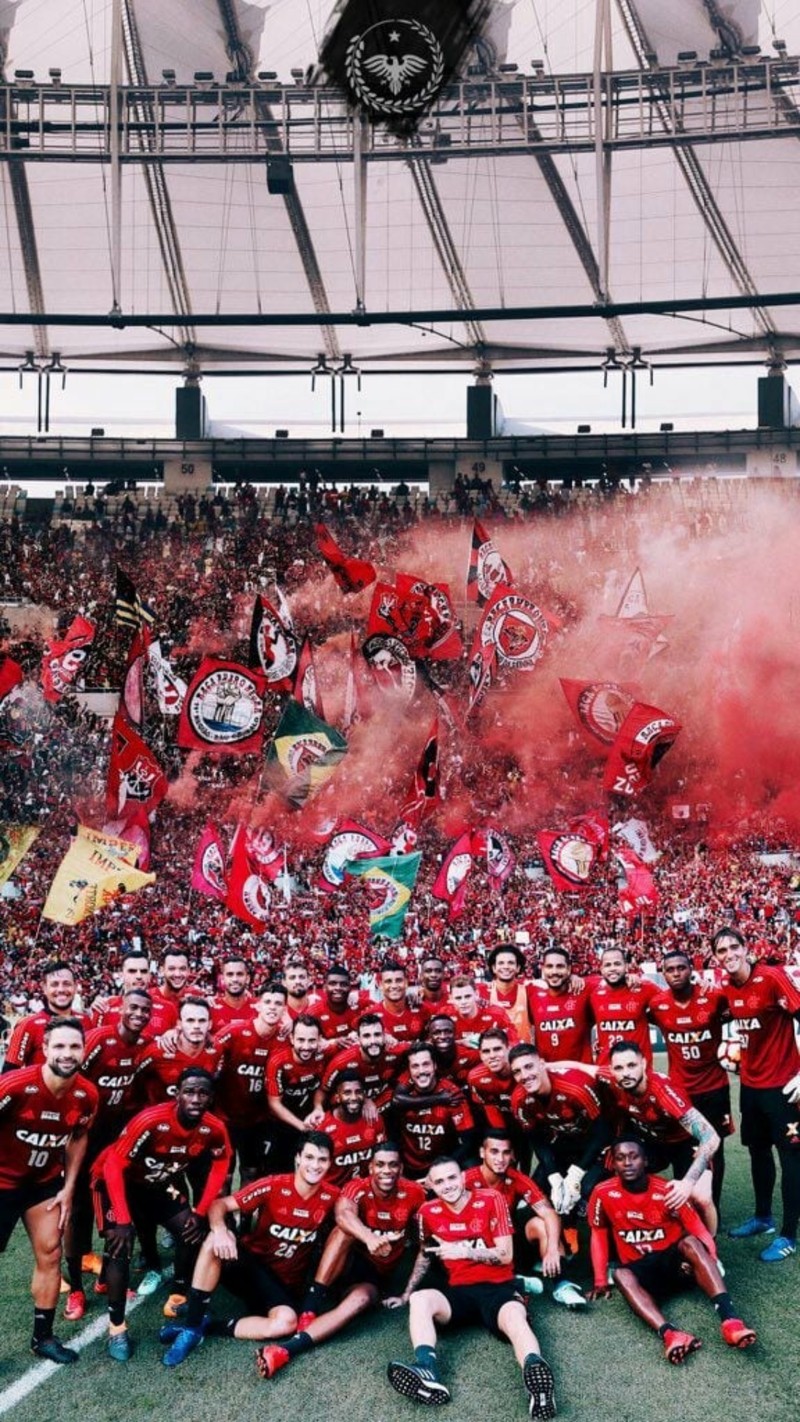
2,468,800,1414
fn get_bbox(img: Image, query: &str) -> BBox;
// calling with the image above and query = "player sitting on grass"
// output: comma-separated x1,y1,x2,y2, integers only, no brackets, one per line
588,1138,756,1364
387,1155,557,1418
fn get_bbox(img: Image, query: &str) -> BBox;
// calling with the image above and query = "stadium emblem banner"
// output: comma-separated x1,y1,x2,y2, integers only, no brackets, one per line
178,658,266,755
320,1,490,135
560,678,636,754
318,819,390,892
479,589,548,671
467,519,512,607
537,829,600,893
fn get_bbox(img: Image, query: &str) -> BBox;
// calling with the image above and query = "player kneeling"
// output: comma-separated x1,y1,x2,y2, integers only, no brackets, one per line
388,1155,557,1419
588,1139,756,1364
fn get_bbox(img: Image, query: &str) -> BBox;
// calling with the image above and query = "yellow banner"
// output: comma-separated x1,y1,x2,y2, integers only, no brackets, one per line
0,825,40,887
42,824,154,926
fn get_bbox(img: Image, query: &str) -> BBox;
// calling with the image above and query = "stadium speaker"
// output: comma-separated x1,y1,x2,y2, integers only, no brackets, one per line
266,157,294,195
467,385,498,440
175,386,207,440
757,374,799,429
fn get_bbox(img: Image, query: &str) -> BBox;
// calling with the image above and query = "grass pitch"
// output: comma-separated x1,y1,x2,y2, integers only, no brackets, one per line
0,1078,795,1422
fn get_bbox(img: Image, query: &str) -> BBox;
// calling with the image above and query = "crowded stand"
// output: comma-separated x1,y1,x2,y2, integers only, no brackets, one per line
1,467,800,1413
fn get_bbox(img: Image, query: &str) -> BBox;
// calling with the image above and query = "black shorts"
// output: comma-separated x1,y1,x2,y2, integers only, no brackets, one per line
0,1177,61,1253
419,1279,525,1336
342,1248,409,1298
92,1179,191,1240
229,1123,275,1178
692,1084,735,1140
220,1244,300,1314
620,1242,691,1297
740,1084,800,1152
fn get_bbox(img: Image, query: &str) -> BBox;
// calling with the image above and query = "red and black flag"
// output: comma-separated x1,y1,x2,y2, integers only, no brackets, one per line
319,0,491,137
292,636,325,720
431,830,474,920
471,826,516,888
613,841,660,918
106,711,168,818
40,615,96,705
120,625,150,727
399,718,440,829
560,678,636,756
467,519,512,606
225,825,273,933
314,522,376,595
115,567,155,630
248,594,298,690
367,575,461,661
602,700,681,798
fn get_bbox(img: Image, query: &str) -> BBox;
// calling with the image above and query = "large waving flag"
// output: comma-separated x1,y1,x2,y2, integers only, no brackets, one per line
148,638,187,715
267,700,347,807
432,831,474,919
177,658,267,755
613,841,660,918
0,652,23,707
115,567,155,630
603,700,681,797
537,824,603,893
476,585,549,673
599,567,671,673
41,615,96,704
314,522,376,594
224,825,273,932
120,625,149,726
293,636,325,720
42,825,154,926
399,719,440,830
318,819,391,892
467,519,512,606
248,593,298,690
367,576,461,661
345,851,422,940
613,817,660,864
191,822,228,900
471,826,516,888
106,711,168,818
560,678,636,755
0,825,39,887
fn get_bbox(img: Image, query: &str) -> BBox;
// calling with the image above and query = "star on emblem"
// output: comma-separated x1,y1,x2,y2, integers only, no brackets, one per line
388,30,400,43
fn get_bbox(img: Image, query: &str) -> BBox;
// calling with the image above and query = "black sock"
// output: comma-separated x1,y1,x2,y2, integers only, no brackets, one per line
284,1331,313,1358
108,1298,127,1327
206,1316,239,1338
657,1322,676,1338
65,1255,83,1292
414,1345,439,1379
33,1307,56,1344
185,1287,212,1330
712,1292,735,1322
300,1282,330,1315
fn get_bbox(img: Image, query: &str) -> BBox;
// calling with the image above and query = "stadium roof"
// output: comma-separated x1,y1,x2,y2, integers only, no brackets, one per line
1,1,800,380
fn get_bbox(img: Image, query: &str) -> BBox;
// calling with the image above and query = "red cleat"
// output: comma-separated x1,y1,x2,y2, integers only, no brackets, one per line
721,1318,757,1349
256,1344,290,1379
296,1311,316,1332
64,1290,86,1322
663,1328,702,1364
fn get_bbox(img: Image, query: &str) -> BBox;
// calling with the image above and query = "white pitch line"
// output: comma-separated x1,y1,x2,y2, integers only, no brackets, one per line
0,1291,147,1416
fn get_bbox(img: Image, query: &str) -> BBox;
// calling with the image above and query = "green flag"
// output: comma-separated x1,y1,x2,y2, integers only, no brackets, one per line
267,700,347,807
345,851,422,939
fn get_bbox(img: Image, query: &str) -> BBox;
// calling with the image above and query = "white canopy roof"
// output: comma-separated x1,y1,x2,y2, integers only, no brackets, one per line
0,1,798,377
